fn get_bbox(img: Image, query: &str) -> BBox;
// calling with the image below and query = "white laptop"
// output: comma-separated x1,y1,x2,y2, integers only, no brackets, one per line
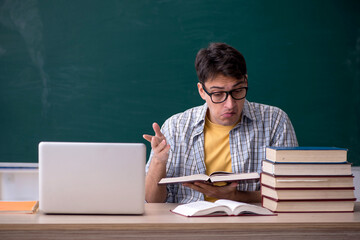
39,142,146,214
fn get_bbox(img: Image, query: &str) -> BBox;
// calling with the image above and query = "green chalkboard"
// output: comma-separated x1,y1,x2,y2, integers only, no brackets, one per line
0,0,359,165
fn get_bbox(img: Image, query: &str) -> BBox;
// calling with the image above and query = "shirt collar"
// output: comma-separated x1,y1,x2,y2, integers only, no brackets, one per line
195,103,208,126
241,99,254,122
193,103,208,136
194,99,258,132
195,99,257,125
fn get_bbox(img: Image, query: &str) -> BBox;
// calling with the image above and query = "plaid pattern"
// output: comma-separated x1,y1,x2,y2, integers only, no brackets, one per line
146,100,298,203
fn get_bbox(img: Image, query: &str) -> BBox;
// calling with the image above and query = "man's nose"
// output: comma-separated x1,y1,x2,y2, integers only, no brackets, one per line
223,94,236,108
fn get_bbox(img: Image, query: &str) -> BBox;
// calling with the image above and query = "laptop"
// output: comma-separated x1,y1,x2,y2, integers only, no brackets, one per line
39,142,146,214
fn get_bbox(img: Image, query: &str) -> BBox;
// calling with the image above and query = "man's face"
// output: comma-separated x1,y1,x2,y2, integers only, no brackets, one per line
198,74,248,126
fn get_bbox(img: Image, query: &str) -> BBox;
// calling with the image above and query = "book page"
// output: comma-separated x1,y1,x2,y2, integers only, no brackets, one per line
171,201,231,216
215,199,273,215
209,171,232,176
214,199,250,212
209,172,260,183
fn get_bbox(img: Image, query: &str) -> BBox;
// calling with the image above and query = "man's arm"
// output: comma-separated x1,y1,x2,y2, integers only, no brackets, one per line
143,123,170,203
145,157,167,202
183,182,262,203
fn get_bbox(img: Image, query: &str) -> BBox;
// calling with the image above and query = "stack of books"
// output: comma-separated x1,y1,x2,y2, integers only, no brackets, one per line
261,147,356,213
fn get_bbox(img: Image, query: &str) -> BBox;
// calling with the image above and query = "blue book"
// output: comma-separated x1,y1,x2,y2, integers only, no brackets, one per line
265,147,348,164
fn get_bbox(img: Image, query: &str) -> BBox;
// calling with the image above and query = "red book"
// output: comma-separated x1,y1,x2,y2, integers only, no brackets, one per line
261,184,355,200
262,196,356,213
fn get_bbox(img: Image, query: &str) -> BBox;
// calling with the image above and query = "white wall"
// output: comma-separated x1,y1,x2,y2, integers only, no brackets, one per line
352,166,360,201
0,171,38,200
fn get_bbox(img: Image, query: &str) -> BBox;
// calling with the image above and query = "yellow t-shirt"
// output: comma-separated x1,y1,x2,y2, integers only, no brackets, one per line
203,116,238,202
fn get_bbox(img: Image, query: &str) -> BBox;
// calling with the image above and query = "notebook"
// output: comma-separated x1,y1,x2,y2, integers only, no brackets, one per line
39,142,146,214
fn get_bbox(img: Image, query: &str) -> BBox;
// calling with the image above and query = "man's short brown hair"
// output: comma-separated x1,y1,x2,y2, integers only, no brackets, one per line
195,42,247,84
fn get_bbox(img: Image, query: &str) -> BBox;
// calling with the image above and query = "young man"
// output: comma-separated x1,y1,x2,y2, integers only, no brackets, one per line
143,43,298,203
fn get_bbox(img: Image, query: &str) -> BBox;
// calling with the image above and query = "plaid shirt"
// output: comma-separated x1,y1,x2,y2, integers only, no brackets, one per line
146,100,298,203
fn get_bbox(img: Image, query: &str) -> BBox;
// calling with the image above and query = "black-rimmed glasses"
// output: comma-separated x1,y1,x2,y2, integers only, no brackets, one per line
201,84,248,104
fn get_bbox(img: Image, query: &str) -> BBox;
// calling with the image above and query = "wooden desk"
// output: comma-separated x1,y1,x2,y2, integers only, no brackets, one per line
1,203,360,240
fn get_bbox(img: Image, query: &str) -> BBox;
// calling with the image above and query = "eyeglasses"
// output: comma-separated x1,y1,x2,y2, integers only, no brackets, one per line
201,84,248,104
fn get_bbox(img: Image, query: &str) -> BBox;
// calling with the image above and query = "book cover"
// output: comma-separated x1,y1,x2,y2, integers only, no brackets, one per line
260,172,354,188
158,172,259,185
262,160,352,176
266,146,348,163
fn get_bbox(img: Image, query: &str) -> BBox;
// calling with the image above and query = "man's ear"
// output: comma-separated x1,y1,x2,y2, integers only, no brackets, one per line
197,82,206,101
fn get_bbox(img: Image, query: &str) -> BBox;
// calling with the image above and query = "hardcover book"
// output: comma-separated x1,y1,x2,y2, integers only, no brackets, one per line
171,199,274,217
265,147,348,163
261,184,355,200
158,172,259,185
260,173,354,188
262,160,352,176
262,196,356,213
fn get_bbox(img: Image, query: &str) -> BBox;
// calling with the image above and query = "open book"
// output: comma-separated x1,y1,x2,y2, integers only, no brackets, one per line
171,199,274,217
158,172,259,185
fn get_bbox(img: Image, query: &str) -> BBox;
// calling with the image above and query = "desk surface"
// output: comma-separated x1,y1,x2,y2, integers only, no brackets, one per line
1,203,360,240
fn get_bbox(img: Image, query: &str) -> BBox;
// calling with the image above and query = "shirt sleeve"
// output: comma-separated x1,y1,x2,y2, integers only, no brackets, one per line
145,117,177,203
270,109,298,147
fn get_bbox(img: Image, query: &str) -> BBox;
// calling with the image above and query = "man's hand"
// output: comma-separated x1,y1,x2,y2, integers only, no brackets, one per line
143,122,170,163
183,182,239,200
143,122,170,203
183,182,261,203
